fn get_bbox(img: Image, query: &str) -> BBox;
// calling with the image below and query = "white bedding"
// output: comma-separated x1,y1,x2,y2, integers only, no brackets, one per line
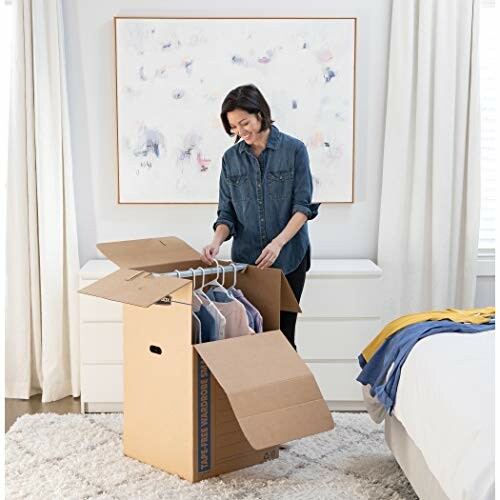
392,330,495,500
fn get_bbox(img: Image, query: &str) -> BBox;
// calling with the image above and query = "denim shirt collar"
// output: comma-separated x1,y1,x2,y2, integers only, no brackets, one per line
238,124,280,155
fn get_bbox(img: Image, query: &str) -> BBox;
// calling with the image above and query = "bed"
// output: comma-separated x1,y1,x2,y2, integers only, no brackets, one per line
363,330,495,500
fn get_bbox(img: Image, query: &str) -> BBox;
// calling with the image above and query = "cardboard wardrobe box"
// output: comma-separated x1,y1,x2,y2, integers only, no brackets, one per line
79,236,334,482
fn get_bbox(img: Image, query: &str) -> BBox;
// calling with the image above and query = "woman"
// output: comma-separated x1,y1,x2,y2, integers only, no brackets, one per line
201,84,319,350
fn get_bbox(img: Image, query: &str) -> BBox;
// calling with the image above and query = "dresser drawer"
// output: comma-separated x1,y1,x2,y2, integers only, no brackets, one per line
307,361,362,401
300,277,382,318
81,364,123,403
296,318,382,360
80,280,123,322
81,323,123,363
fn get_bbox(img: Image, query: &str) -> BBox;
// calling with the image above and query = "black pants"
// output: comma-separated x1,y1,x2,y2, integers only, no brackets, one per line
280,247,311,350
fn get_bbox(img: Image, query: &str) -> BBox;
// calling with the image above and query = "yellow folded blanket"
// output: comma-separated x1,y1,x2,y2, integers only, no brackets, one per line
362,307,495,363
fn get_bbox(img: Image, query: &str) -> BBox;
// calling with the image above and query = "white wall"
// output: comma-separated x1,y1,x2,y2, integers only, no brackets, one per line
62,0,495,307
62,0,392,265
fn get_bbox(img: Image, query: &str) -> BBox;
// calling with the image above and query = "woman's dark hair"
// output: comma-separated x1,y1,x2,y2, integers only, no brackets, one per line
220,84,274,143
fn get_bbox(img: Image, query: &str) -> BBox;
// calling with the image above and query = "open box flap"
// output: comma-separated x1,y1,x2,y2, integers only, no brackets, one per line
78,268,191,307
280,273,302,313
194,331,334,450
97,236,201,270
235,266,301,316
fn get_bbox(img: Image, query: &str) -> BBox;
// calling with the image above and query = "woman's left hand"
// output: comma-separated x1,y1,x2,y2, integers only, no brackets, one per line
255,240,283,269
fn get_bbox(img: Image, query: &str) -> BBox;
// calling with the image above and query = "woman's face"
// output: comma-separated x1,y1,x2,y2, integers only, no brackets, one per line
226,109,263,145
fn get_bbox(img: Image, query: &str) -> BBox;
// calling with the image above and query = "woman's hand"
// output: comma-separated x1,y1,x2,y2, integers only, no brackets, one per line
255,240,283,269
201,242,220,265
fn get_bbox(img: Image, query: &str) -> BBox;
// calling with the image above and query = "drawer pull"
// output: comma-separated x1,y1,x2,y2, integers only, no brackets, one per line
150,345,162,355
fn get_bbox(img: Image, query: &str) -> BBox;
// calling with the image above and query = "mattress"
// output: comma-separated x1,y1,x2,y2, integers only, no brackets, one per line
391,330,495,500
385,415,449,500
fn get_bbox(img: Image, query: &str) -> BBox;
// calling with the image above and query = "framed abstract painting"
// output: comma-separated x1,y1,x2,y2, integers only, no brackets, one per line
114,17,356,203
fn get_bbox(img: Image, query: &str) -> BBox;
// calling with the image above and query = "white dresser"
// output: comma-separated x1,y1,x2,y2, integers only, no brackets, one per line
79,259,382,413
296,260,383,410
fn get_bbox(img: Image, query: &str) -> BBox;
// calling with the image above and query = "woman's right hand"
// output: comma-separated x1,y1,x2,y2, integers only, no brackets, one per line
201,242,220,265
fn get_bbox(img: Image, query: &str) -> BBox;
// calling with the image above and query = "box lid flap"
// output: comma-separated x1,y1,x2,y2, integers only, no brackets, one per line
78,268,191,307
194,331,334,450
280,273,302,313
97,236,200,270
235,266,301,317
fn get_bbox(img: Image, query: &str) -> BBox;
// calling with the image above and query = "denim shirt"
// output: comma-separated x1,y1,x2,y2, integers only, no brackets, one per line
213,125,319,275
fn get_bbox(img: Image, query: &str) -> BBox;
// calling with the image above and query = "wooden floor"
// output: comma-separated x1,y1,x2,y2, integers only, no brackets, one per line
5,395,81,433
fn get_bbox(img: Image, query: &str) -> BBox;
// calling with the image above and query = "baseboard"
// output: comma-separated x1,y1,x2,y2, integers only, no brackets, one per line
82,402,123,413
82,401,366,413
327,401,366,411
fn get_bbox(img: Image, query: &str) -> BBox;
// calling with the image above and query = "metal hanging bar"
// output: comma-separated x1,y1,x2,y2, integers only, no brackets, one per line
152,262,248,306
151,262,248,280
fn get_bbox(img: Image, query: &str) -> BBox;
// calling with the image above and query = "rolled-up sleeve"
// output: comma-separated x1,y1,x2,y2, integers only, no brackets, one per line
212,157,237,241
292,142,320,220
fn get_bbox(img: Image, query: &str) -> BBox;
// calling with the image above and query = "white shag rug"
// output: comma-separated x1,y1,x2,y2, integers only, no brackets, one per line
5,412,417,500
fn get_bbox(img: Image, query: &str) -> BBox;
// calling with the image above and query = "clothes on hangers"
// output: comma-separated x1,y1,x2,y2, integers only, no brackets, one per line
206,281,233,300
194,303,219,343
228,287,264,333
187,264,264,342
192,292,203,312
191,313,201,344
210,298,254,338
197,293,226,341
207,287,256,331
192,284,215,343
191,274,226,342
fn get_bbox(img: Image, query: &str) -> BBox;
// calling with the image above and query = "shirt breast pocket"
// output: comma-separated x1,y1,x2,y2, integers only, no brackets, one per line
266,170,294,200
227,174,251,202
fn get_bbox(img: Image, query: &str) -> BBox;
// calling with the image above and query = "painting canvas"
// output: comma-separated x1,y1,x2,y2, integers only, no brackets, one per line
115,18,356,203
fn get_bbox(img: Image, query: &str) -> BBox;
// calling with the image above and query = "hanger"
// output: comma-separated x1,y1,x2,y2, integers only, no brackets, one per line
186,269,202,343
220,263,238,299
227,262,239,297
190,268,204,308
206,260,233,300
204,260,222,288
194,266,212,302
218,263,234,299
195,266,226,340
